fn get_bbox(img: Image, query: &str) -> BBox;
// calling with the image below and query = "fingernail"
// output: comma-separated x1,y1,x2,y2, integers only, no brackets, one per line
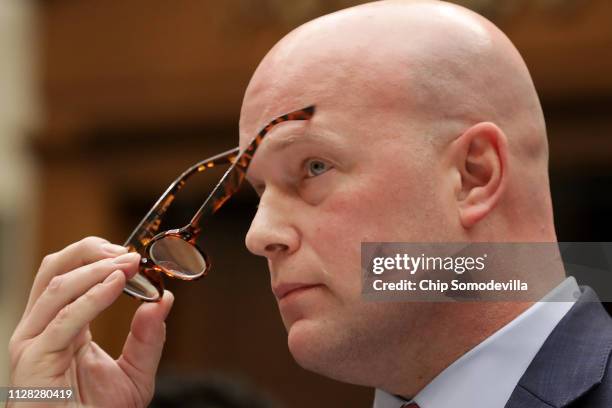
112,252,140,266
163,291,175,320
102,243,128,255
104,270,123,285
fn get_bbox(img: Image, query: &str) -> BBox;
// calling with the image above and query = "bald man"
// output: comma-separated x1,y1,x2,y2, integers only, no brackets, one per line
8,1,612,407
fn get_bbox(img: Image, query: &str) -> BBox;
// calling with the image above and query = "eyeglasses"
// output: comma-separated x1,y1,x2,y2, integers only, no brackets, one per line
122,105,316,301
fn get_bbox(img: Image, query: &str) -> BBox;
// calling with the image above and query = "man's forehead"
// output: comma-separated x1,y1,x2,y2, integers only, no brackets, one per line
239,78,332,147
238,11,410,144
238,43,420,148
239,100,308,147
239,104,317,156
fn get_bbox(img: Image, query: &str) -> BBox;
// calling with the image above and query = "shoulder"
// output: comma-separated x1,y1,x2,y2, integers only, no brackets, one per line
507,287,612,408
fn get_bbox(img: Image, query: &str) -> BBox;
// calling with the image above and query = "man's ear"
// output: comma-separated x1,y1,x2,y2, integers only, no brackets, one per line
450,122,508,229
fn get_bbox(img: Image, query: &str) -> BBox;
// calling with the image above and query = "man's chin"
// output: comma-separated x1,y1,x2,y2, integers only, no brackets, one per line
286,318,357,383
288,318,329,371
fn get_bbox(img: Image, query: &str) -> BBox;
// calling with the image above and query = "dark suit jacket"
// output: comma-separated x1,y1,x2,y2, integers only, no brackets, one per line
506,287,612,407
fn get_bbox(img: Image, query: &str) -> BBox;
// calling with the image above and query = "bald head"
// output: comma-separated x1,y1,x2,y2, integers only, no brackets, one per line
240,0,554,240
241,0,544,132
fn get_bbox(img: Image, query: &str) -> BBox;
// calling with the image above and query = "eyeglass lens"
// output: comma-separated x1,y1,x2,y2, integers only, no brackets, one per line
124,270,162,301
149,236,208,278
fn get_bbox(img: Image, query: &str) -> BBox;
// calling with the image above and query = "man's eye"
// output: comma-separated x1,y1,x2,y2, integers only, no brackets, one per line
305,159,332,178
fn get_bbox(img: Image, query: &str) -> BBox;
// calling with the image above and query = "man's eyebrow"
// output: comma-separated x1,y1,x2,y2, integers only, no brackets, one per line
252,105,315,144
244,129,312,187
243,105,316,185
264,123,312,152
245,129,346,187
246,128,343,188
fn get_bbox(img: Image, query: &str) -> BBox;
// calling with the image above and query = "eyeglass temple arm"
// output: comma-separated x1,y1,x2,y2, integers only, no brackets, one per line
188,105,317,229
123,146,240,251
188,149,252,229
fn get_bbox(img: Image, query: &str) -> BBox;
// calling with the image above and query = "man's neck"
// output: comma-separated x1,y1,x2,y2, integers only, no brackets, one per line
387,300,535,398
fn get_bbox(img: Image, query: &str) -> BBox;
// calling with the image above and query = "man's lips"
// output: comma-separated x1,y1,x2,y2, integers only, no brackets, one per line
273,282,323,301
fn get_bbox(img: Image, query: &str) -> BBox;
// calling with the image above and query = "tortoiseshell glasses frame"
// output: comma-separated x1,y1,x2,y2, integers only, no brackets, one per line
123,105,316,301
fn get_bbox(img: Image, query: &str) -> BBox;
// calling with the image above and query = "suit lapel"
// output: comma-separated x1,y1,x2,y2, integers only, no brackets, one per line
506,287,612,408
505,385,556,408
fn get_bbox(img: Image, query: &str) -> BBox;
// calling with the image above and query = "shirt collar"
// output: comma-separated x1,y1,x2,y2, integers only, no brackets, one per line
373,277,580,408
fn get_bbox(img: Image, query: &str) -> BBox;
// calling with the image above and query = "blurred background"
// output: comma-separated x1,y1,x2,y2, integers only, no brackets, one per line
0,0,611,406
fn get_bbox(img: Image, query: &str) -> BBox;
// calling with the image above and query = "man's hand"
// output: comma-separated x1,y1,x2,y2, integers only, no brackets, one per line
8,236,174,407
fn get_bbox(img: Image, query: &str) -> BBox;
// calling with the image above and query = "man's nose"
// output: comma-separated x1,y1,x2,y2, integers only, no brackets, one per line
245,189,299,259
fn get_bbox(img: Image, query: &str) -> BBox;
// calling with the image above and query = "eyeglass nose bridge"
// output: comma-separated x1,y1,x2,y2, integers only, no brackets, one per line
124,225,211,302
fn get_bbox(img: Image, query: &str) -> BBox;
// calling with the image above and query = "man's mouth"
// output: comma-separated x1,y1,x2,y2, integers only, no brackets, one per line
273,282,323,301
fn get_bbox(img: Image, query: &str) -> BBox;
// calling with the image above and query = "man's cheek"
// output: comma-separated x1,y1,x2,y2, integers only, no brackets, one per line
319,186,386,234
313,228,364,297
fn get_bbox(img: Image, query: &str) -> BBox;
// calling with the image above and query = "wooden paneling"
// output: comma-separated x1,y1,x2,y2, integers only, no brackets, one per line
39,0,287,138
503,0,612,98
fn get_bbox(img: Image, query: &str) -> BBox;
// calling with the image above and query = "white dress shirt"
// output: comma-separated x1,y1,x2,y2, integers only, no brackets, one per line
373,277,581,408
